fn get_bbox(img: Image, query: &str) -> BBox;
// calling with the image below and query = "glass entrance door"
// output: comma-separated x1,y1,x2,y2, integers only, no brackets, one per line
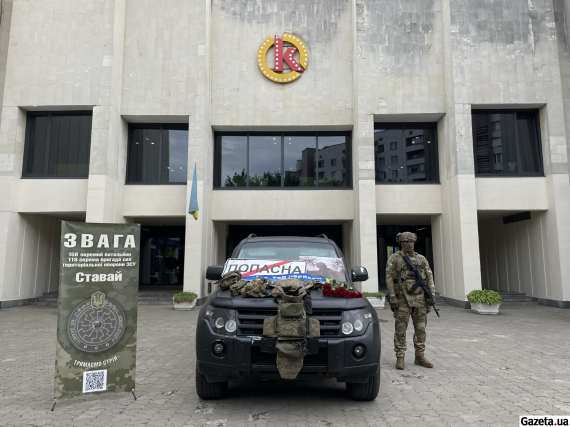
140,226,185,287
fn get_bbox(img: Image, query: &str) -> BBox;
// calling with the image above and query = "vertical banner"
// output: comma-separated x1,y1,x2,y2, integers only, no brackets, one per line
54,221,140,401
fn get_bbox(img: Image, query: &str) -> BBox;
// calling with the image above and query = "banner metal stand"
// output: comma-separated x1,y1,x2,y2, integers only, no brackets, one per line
51,399,57,411
131,389,137,400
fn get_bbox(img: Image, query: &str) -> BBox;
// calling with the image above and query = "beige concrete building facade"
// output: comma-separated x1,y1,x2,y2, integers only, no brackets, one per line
1,0,570,309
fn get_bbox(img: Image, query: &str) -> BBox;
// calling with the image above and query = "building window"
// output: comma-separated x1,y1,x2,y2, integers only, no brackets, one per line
472,111,542,175
23,112,92,178
374,123,439,183
379,157,385,165
126,124,189,184
378,144,384,153
214,132,351,188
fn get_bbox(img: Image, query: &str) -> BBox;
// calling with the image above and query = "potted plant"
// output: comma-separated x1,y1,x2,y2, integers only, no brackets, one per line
363,292,385,309
466,290,503,315
173,292,198,311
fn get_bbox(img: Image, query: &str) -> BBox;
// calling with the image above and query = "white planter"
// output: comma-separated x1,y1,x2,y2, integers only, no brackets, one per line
470,302,500,315
173,298,196,311
367,296,385,309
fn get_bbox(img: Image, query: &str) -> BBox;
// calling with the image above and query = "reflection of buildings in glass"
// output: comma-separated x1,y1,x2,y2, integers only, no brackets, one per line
374,129,403,182
314,143,346,182
295,147,316,179
491,114,503,173
374,129,429,182
404,130,427,181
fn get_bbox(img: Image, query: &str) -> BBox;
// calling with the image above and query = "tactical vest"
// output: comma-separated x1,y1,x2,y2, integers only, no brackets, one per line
262,283,321,379
217,272,323,379
395,253,425,296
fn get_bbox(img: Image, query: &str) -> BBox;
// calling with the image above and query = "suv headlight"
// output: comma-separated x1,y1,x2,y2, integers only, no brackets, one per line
205,305,237,335
341,310,373,336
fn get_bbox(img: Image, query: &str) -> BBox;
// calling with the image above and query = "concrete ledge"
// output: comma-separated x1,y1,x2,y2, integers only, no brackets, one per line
441,297,471,309
0,298,37,310
537,298,570,309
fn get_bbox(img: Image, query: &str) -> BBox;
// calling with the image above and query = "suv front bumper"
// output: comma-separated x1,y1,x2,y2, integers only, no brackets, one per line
196,318,380,384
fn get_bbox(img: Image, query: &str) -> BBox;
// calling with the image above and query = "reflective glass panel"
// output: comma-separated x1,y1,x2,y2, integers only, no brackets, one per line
403,127,438,182
127,125,188,183
284,136,316,187
375,129,404,182
472,112,541,175
517,113,541,173
375,125,438,183
317,136,347,186
219,136,247,187
249,136,281,187
24,113,92,177
162,130,189,183
25,116,48,174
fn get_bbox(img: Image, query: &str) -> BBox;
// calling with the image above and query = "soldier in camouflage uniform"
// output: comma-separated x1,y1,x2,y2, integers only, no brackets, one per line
386,232,435,370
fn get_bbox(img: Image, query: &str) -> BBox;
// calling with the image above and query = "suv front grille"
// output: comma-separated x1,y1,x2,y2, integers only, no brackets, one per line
251,346,327,368
236,309,342,337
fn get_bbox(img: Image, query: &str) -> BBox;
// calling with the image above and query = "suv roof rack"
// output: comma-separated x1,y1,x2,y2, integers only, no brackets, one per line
316,234,329,239
246,233,258,239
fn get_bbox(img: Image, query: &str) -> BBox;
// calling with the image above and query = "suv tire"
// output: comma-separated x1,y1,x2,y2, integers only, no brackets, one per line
195,363,228,399
346,369,380,401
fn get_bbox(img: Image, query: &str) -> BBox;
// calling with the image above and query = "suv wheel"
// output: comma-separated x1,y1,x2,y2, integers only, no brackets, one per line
345,369,380,401
195,363,228,399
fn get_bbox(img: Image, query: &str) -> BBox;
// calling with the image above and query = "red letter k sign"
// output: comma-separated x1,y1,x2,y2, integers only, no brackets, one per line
273,36,305,73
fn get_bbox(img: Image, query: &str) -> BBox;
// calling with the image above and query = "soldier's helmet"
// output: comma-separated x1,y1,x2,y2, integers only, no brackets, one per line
396,231,417,243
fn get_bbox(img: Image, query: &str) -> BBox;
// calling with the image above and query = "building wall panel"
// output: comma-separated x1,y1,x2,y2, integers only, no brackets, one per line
18,179,88,213
123,185,187,217
476,177,549,211
478,213,552,299
210,0,353,126
211,190,354,221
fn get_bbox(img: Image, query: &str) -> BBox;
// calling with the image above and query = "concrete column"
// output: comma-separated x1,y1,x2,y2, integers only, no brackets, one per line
183,0,213,298
0,107,26,305
351,0,379,292
85,0,127,224
436,0,483,307
537,103,570,307
352,113,379,293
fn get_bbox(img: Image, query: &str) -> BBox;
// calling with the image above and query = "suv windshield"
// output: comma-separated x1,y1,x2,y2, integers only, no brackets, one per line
237,241,338,260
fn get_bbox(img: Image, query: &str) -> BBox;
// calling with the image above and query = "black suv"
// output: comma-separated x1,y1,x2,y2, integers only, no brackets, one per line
195,235,381,400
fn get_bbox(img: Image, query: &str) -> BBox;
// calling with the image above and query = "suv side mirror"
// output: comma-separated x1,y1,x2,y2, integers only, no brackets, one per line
205,265,224,281
351,267,369,282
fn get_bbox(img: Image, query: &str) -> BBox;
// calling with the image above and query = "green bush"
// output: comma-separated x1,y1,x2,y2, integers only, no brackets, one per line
466,289,503,305
363,292,385,298
173,292,198,303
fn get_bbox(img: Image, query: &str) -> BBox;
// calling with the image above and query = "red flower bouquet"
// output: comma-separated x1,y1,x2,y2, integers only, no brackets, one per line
322,280,363,298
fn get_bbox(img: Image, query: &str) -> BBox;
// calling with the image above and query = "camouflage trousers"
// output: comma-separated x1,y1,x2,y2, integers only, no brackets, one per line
393,295,427,357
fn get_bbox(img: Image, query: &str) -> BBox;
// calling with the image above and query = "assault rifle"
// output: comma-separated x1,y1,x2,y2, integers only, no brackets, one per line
402,254,440,317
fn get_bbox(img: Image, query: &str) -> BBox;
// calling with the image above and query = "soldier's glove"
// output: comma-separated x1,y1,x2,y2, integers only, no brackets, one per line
389,296,399,312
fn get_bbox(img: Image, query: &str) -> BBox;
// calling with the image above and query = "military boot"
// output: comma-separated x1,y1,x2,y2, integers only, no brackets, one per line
414,354,433,368
396,357,405,370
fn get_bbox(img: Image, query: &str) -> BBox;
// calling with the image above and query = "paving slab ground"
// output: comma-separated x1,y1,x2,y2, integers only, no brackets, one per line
1,303,569,427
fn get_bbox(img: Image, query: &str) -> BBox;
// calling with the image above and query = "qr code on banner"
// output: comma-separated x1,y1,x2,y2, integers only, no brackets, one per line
82,369,107,393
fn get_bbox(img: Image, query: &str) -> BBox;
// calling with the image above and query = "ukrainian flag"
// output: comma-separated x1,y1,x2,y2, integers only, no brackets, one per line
189,163,199,220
